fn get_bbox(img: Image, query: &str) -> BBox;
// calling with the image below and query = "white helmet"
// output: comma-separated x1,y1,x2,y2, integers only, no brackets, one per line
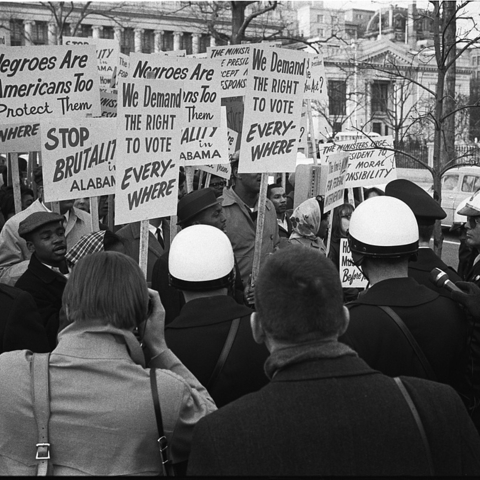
458,189,480,217
168,224,235,290
348,196,418,258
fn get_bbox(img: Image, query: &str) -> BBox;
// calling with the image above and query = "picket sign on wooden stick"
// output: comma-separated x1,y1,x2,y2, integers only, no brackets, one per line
281,173,286,190
348,188,355,207
325,213,334,257
27,152,36,193
306,100,318,166
107,195,114,231
197,170,204,190
51,202,61,214
139,219,149,280
185,166,195,194
169,216,177,246
90,196,99,231
9,153,22,215
204,173,212,188
251,173,268,286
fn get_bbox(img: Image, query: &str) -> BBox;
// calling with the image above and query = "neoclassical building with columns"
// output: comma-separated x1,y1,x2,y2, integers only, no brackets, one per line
0,1,291,54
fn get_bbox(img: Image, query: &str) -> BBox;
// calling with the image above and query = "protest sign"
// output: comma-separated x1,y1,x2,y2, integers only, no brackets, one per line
41,118,116,202
239,46,307,173
323,151,349,214
208,43,276,97
198,127,237,180
339,238,368,288
115,77,184,224
318,135,397,188
0,122,41,153
0,45,101,124
62,36,91,46
180,107,228,166
298,103,308,154
304,54,327,103
100,91,117,117
129,53,221,127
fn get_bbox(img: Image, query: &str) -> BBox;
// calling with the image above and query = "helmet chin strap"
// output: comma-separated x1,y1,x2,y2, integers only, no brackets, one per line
351,252,370,282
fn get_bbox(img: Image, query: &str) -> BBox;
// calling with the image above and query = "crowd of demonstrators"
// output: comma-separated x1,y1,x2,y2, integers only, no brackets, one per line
2,150,480,474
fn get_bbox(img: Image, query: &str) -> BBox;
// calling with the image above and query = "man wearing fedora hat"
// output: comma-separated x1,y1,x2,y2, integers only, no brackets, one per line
15,211,69,350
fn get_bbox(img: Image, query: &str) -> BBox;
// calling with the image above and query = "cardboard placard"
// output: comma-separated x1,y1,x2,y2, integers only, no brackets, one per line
340,238,368,288
239,46,307,174
129,53,222,127
0,45,101,124
115,78,184,224
0,122,41,153
100,91,117,117
323,151,349,214
198,127,237,180
41,118,116,202
180,107,228,166
318,136,397,188
304,54,327,103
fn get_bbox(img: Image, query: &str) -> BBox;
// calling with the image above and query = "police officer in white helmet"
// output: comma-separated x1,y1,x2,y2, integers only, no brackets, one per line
165,225,269,408
339,196,470,400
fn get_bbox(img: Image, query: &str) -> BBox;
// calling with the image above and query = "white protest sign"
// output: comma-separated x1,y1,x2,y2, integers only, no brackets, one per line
298,103,308,153
227,128,239,158
199,163,231,180
0,122,41,153
304,54,327,103
239,46,307,173
110,52,130,91
62,36,91,46
115,78,184,224
93,38,120,91
100,91,117,117
41,118,116,202
323,151,349,213
319,136,397,188
340,238,368,288
0,45,101,124
180,107,229,166
129,53,222,127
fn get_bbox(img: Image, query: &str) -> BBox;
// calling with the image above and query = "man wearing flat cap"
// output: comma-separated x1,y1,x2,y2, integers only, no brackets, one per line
15,212,69,350
385,179,461,296
151,188,249,325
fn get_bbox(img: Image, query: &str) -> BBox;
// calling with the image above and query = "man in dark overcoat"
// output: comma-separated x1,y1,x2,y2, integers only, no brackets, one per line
187,246,480,476
165,224,269,408
339,196,469,401
15,212,68,350
385,178,461,296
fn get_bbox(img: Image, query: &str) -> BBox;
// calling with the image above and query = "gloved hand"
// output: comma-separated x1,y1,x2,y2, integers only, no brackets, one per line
451,281,480,320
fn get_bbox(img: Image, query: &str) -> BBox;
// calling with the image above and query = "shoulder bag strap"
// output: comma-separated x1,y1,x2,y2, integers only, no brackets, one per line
378,306,437,381
394,377,434,476
207,317,241,391
150,368,174,476
31,352,52,476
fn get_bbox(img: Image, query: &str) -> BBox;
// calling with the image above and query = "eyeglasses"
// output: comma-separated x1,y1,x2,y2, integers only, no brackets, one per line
467,216,480,228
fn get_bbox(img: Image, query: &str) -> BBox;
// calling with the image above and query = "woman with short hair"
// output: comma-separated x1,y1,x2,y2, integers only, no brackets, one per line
0,251,216,475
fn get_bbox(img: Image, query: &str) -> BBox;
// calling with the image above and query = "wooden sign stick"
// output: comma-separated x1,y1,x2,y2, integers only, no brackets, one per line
107,194,114,230
306,100,318,166
251,173,268,285
90,196,99,231
197,170,204,190
9,153,22,215
139,219,149,280
204,173,212,188
325,212,334,257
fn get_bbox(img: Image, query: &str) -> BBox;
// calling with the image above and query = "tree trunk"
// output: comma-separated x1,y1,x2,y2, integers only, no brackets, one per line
231,2,246,44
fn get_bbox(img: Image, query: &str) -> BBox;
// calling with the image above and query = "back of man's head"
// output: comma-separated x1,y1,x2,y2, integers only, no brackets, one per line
255,246,344,342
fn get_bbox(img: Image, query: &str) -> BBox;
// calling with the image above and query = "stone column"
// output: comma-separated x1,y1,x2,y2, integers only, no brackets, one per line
114,26,123,45
24,20,35,46
192,33,200,54
92,25,103,40
134,28,144,52
210,35,216,48
173,31,183,51
154,30,164,53
48,22,57,45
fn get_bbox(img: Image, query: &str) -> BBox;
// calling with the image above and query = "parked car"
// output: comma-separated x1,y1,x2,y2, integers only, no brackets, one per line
437,166,480,228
